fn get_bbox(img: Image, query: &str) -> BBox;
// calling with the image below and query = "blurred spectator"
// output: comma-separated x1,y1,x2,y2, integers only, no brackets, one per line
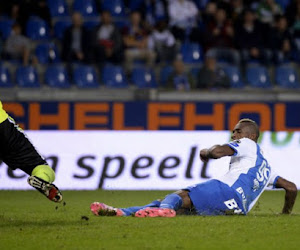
62,12,90,64
196,55,230,89
190,1,217,45
268,16,293,64
235,9,271,65
256,0,282,25
2,23,31,65
0,0,21,20
123,11,156,71
91,11,123,64
140,0,168,28
202,1,218,24
290,1,300,57
167,58,195,90
204,8,240,65
285,0,300,26
167,0,199,41
230,0,245,22
148,20,177,63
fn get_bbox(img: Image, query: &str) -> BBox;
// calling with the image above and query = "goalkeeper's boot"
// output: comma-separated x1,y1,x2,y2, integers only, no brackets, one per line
90,202,125,216
27,176,63,203
135,207,176,217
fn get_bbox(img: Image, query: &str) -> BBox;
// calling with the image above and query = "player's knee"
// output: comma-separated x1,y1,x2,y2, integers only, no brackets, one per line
31,164,55,183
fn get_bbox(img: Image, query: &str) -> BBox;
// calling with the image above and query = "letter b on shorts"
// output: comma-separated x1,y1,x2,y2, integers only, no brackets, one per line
224,199,238,209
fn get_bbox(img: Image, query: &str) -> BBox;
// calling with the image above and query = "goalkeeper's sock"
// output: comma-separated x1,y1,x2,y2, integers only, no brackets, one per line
121,200,161,216
31,165,55,183
159,193,182,210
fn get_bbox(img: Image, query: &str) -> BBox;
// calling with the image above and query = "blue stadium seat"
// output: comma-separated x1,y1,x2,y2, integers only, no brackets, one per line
54,19,72,39
181,43,203,63
0,17,14,40
35,43,60,64
131,68,157,88
193,0,210,10
128,0,143,10
45,65,70,88
0,66,13,87
73,66,99,88
223,65,244,88
73,0,98,17
160,65,173,87
47,0,69,17
101,0,126,17
16,66,40,87
275,0,290,10
246,65,272,88
275,65,300,88
102,65,128,87
26,17,50,40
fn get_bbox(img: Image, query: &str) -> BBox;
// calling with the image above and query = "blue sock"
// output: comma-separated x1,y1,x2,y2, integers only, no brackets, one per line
121,200,161,216
159,193,182,210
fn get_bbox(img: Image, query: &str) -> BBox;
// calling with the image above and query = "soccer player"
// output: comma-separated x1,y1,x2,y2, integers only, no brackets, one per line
90,119,297,217
0,101,62,202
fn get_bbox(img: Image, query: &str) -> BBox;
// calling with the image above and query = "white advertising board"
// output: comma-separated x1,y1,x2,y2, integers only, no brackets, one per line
0,131,299,190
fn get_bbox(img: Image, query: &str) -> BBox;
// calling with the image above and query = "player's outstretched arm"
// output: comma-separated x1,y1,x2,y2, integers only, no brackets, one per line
200,144,235,162
275,177,297,214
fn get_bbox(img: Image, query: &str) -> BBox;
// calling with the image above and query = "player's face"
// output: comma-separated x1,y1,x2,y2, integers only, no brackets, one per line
231,123,252,141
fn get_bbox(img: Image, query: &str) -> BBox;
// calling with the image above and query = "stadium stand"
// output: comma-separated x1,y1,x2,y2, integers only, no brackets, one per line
101,0,126,17
246,64,272,88
275,64,300,88
73,0,98,17
16,66,40,88
160,65,174,87
0,17,13,40
45,65,70,88
54,19,72,39
102,64,128,88
0,65,12,88
73,65,99,88
222,65,244,88
26,17,50,40
35,42,60,64
131,67,157,88
0,0,299,94
180,42,203,64
48,0,69,17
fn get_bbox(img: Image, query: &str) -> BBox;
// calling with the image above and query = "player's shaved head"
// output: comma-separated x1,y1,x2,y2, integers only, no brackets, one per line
237,118,260,141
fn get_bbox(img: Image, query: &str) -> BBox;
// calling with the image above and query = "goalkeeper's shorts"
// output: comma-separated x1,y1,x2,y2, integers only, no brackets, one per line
0,117,47,175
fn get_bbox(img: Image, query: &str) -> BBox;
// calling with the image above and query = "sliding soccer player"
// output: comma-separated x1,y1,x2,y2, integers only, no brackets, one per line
0,101,62,202
91,119,297,217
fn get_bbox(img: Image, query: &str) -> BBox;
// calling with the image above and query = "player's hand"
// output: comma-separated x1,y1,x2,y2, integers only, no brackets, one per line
200,149,210,162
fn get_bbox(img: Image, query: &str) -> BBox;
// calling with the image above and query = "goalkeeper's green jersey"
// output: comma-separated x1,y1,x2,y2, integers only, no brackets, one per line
0,101,8,124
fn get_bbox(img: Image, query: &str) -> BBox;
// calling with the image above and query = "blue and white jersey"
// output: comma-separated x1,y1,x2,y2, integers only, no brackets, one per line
217,138,280,214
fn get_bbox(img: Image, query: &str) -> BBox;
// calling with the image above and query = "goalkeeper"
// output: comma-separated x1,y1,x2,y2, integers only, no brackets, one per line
0,101,62,202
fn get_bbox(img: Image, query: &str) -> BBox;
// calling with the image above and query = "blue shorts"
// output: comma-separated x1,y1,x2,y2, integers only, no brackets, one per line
185,180,244,216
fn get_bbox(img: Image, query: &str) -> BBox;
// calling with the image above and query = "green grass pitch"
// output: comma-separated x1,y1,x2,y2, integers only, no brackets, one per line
0,190,299,249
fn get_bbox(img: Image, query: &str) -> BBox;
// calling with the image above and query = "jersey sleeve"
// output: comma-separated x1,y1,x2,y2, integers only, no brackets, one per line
268,170,281,189
227,138,255,157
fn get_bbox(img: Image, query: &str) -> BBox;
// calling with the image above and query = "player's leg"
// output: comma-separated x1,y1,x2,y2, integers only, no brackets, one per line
135,191,192,217
186,180,244,215
90,200,161,217
0,117,63,202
